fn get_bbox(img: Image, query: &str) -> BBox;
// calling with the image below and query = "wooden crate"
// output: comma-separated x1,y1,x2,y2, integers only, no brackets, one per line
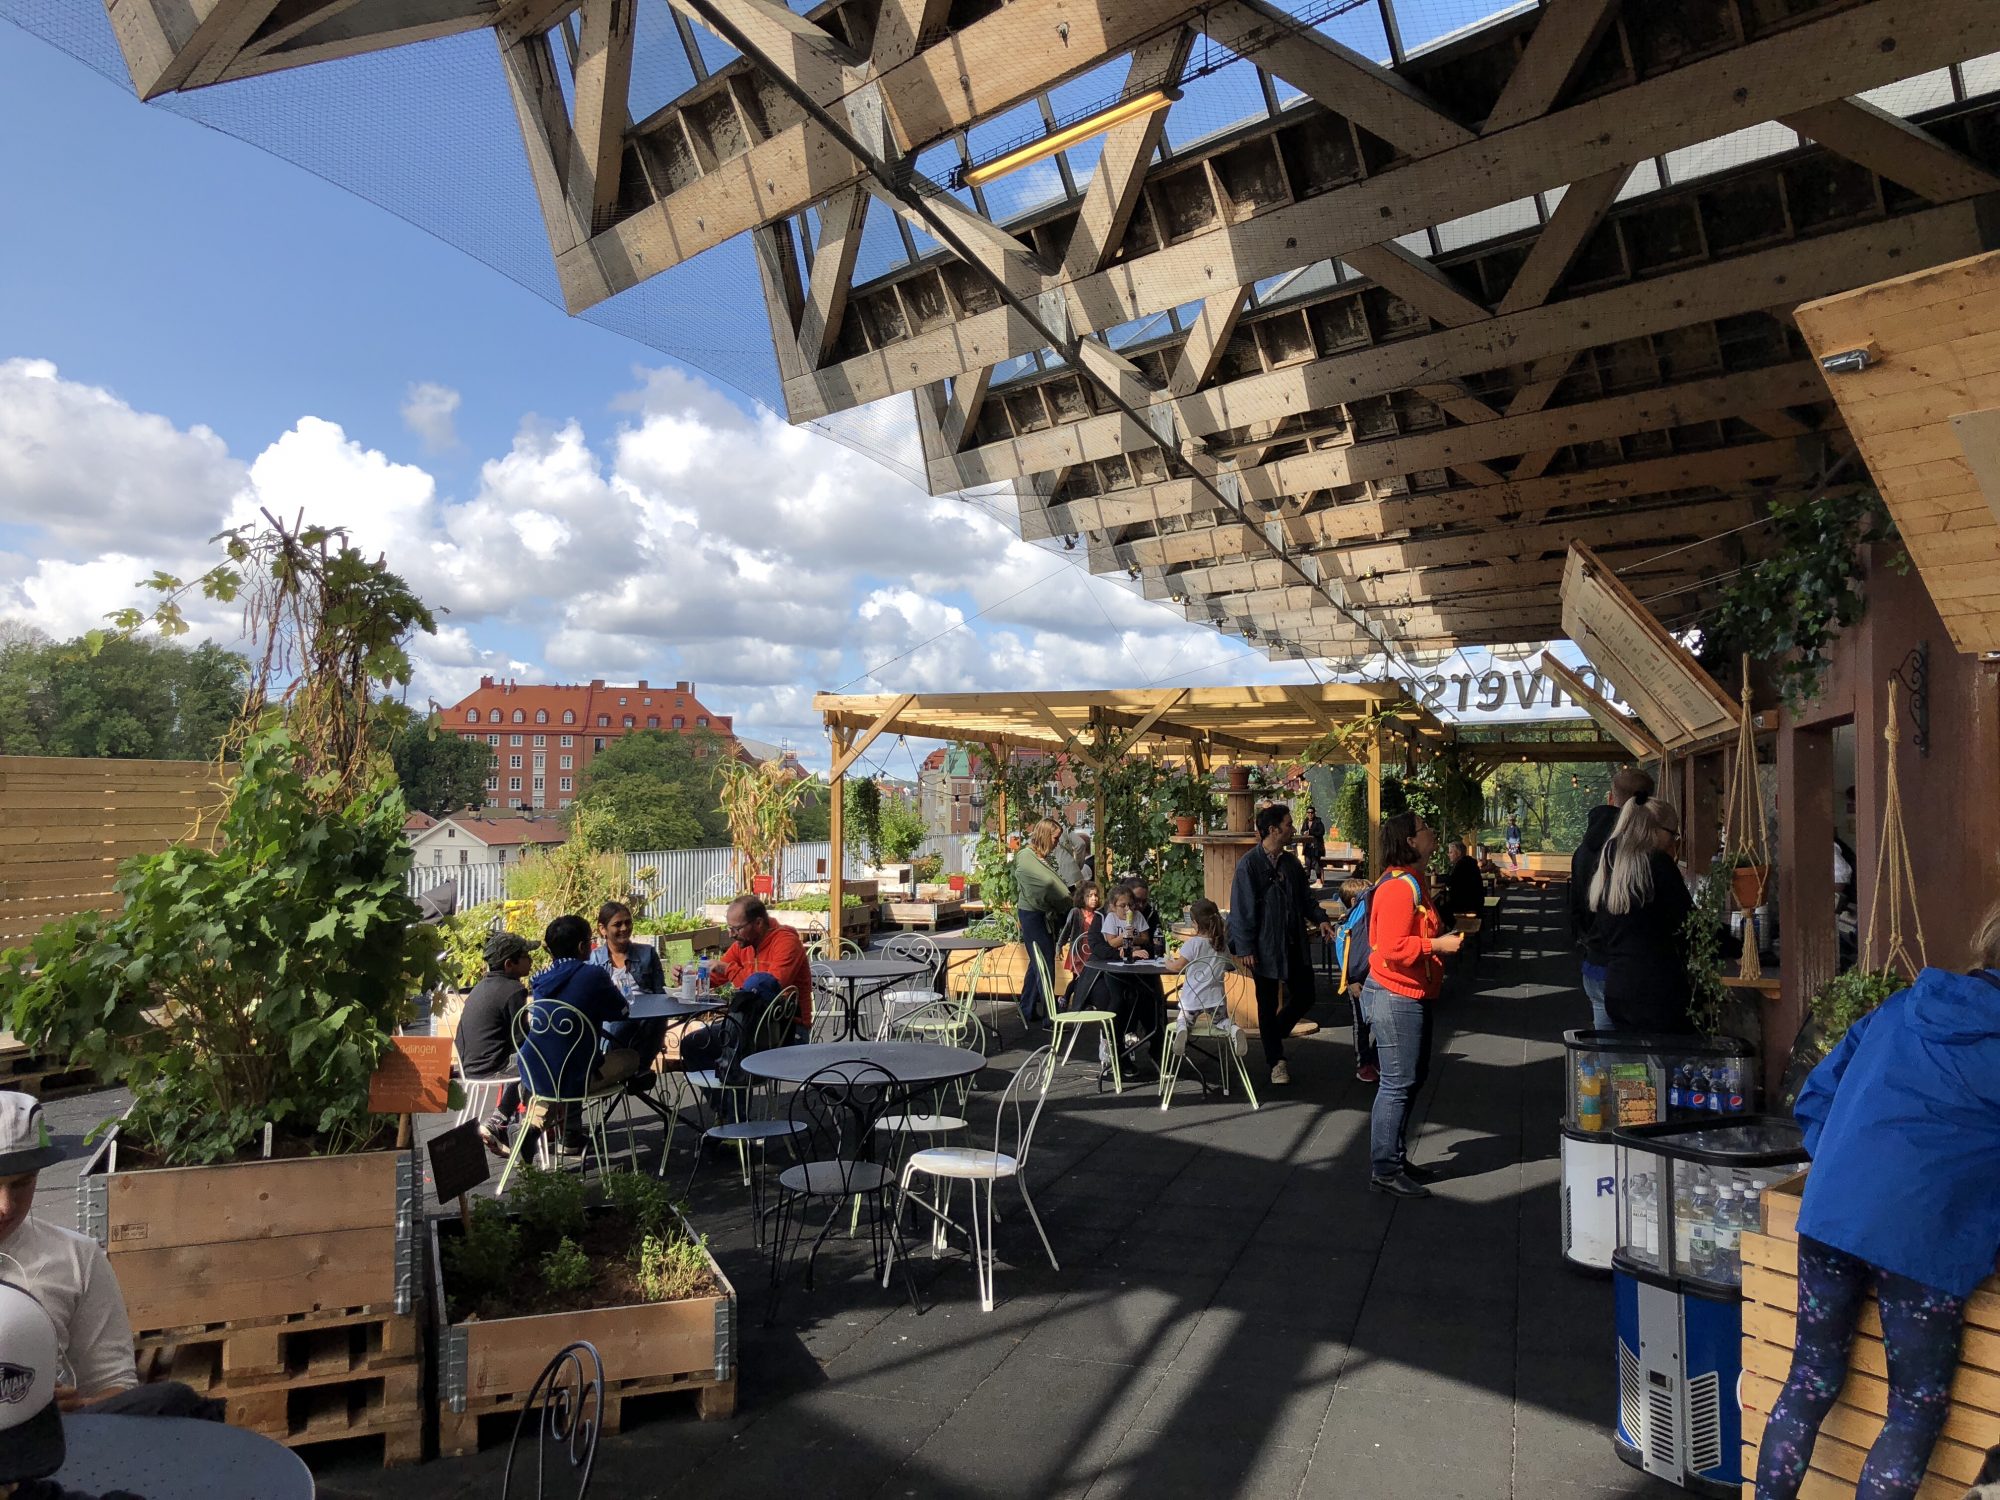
0,1041,97,1099
139,1301,423,1467
431,1210,737,1456
77,1131,419,1333
883,898,963,930
1738,1168,2000,1498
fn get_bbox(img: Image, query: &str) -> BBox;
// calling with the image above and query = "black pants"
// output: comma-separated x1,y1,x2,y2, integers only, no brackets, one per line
1019,908,1056,1022
1253,973,1316,1067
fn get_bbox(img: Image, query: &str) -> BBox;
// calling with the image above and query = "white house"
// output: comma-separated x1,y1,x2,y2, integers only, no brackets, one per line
408,812,568,870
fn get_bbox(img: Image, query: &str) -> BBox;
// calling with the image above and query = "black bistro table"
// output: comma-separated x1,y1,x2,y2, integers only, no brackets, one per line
738,1039,984,1091
53,1414,314,1499
1081,955,1176,1076
629,994,728,1022
811,956,931,1040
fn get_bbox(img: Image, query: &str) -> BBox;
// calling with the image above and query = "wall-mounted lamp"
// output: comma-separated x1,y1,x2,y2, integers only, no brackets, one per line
1819,347,1875,376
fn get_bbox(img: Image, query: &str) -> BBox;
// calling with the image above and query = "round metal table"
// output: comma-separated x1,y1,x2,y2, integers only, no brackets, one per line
1080,956,1176,1076
628,994,728,1021
738,1040,984,1088
925,934,1009,952
810,956,931,1040
53,1414,314,1499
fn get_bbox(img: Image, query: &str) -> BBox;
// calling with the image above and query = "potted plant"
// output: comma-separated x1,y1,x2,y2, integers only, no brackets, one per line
433,1167,735,1452
864,796,930,890
1808,967,1901,1054
1727,850,1771,913
0,517,441,1465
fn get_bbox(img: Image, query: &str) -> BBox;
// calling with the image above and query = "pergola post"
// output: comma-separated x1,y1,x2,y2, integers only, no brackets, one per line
1367,728,1385,876
828,723,851,949
985,740,1008,844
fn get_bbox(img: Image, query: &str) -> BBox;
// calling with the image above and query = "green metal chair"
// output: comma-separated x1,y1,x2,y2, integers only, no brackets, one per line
496,998,630,1193
1157,951,1259,1111
1041,941,1120,1094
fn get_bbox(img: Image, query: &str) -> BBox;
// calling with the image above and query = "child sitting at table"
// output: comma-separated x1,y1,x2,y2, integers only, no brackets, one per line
1164,899,1246,1057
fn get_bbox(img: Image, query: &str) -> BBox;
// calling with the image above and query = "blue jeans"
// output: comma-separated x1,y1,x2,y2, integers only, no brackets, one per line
1580,964,1612,1032
1018,908,1055,1023
1754,1236,1965,1500
1361,979,1433,1179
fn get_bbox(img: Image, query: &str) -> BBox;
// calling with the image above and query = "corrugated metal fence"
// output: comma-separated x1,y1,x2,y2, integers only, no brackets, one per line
407,834,979,916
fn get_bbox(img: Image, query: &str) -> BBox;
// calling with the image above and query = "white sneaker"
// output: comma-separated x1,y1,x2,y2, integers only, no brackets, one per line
1271,1061,1291,1085
1230,1028,1248,1058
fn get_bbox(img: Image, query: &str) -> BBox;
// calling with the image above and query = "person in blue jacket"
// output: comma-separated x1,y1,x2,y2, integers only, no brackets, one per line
517,915,648,1154
1753,906,2000,1500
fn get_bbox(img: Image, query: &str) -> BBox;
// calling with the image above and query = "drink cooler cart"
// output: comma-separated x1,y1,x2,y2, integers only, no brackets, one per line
1560,1030,1756,1272
1608,1116,1807,1495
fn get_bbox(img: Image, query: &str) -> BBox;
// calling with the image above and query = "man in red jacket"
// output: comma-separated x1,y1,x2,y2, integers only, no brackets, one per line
711,895,814,1029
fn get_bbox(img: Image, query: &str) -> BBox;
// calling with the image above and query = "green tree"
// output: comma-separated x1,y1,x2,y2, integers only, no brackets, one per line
381,712,493,815
793,782,832,844
0,632,244,759
572,728,731,849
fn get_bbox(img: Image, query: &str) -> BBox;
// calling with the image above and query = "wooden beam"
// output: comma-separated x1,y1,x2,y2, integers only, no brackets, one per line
1343,240,1491,328
867,0,952,70
1167,288,1249,398
930,203,1982,488
1027,696,1088,758
1780,97,2000,205
828,723,849,919
797,186,868,368
785,0,2000,419
941,368,991,453
1106,690,1190,757
1496,165,1631,315
1200,0,1473,158
664,0,862,102
570,0,637,232
828,692,914,778
212,0,499,84
498,29,613,310
1482,0,1620,134
234,0,364,62
179,0,287,91
1060,28,1194,282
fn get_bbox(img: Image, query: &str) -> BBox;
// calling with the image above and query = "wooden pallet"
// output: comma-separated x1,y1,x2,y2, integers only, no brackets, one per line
882,899,963,931
438,1369,736,1456
138,1301,424,1467
0,1045,98,1099
1737,1170,2000,1499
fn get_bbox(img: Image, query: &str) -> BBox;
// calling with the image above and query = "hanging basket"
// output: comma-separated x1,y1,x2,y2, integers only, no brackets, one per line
1730,863,1770,912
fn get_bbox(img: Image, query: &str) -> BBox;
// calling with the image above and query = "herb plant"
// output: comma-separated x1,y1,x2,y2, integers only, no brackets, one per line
509,1164,589,1243
444,1197,522,1299
1809,968,1901,1051
539,1237,593,1298
637,1230,710,1303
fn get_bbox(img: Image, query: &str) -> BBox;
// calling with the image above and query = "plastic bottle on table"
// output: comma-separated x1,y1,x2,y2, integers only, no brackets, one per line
697,957,711,995
680,963,697,1000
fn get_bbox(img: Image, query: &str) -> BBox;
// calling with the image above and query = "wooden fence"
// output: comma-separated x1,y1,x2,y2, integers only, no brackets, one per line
0,756,229,948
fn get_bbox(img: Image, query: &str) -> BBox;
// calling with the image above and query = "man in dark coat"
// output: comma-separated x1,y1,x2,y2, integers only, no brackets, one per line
1227,803,1336,1085
1569,766,1655,1031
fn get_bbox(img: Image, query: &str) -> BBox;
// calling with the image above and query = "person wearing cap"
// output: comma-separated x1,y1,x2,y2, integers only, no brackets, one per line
458,930,538,1155
0,1094,136,1406
0,1278,73,1493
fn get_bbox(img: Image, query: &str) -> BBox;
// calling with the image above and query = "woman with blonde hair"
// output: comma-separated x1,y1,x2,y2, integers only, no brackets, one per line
1753,903,2000,1500
1011,818,1071,1027
1587,795,1694,1033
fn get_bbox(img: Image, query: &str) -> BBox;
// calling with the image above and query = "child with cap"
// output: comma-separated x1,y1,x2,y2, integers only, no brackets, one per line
458,929,539,1155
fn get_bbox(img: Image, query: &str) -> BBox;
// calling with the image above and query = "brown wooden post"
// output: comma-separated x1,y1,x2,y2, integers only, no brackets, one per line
1775,723,1836,1098
828,723,850,953
986,740,1008,838
1366,729,1385,876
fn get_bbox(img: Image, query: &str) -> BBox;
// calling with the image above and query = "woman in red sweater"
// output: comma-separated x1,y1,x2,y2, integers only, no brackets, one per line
1362,812,1465,1199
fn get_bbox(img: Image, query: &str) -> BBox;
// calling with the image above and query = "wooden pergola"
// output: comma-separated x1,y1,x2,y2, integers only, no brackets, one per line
816,682,1441,910
95,0,2000,670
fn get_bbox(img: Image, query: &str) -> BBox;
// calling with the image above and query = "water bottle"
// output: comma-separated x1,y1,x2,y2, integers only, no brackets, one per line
680,963,696,1000
1714,1188,1742,1283
1673,1172,1696,1267
1707,1061,1729,1113
1668,1061,1687,1112
1688,1183,1716,1279
1631,1173,1658,1263
697,958,711,995
1742,1181,1765,1236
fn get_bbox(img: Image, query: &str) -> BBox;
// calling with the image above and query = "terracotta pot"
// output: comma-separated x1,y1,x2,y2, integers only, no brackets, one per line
1730,864,1769,910
1226,766,1250,793
1173,814,1198,836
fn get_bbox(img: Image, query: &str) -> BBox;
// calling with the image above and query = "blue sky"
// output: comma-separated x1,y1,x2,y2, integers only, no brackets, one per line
0,4,1585,768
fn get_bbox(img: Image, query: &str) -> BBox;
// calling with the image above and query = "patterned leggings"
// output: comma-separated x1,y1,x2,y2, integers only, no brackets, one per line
1754,1235,1966,1500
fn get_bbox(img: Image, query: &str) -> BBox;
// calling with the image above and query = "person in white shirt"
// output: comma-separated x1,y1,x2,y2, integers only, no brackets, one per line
1164,899,1247,1057
0,1091,136,1402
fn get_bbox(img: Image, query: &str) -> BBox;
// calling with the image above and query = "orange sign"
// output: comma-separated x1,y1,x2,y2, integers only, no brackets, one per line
367,1035,454,1115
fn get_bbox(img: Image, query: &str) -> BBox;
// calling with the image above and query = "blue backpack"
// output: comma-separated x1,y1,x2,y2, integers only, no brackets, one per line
1336,872,1424,991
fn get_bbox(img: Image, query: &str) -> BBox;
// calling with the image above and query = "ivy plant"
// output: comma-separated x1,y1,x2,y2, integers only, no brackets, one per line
1808,967,1901,1052
1683,871,1734,1038
1702,489,1904,712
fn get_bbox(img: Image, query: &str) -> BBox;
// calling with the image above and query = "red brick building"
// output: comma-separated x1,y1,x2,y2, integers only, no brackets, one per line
441,678,735,811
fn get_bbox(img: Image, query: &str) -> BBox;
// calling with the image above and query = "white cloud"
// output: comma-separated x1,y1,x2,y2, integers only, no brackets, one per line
401,381,461,452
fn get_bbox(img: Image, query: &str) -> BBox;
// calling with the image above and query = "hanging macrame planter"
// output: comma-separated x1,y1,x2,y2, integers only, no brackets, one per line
1865,677,1929,981
1720,655,1772,979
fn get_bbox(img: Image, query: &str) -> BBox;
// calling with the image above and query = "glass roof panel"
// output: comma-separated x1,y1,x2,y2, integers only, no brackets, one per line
1391,0,1537,58
1965,53,2000,97
1662,121,1799,186
1435,194,1539,251
1861,69,1956,116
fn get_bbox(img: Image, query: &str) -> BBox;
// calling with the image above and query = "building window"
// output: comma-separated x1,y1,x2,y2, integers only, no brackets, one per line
509,776,522,792
486,734,499,747
532,777,545,793
432,849,442,865
596,715,609,727
673,716,685,729
510,734,523,747
593,737,607,752
559,755,572,769
558,797,571,809
643,696,653,706
533,735,545,748
562,710,575,725
675,697,684,707
532,756,545,770
622,715,634,728
559,776,572,791
512,709,524,723
646,716,659,728
485,777,498,791
459,849,468,866
446,827,456,839
696,716,707,727
510,754,522,769
489,709,502,723
535,709,548,724
560,735,573,748
464,709,477,723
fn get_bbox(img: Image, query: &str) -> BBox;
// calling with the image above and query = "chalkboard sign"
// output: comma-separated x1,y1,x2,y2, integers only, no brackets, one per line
428,1119,491,1206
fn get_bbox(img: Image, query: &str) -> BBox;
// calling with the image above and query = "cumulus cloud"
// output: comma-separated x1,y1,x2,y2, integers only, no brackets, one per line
0,355,1311,771
401,381,461,452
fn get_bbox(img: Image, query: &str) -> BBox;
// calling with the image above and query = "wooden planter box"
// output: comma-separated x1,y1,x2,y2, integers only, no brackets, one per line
1740,1171,2000,1498
651,924,727,953
884,898,963,930
431,1209,737,1454
705,903,872,940
77,1129,422,1465
787,879,879,903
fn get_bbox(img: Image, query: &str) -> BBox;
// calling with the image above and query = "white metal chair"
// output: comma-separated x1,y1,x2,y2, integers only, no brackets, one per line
891,1044,1059,1311
496,999,630,1193
874,933,941,1037
452,1032,520,1135
1157,951,1259,1111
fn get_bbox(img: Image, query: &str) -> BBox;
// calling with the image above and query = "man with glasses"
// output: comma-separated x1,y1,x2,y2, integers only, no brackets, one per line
690,895,813,1033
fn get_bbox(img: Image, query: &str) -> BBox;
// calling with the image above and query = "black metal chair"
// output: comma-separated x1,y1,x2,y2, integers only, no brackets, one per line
766,1061,922,1321
685,991,809,1245
501,1340,604,1500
